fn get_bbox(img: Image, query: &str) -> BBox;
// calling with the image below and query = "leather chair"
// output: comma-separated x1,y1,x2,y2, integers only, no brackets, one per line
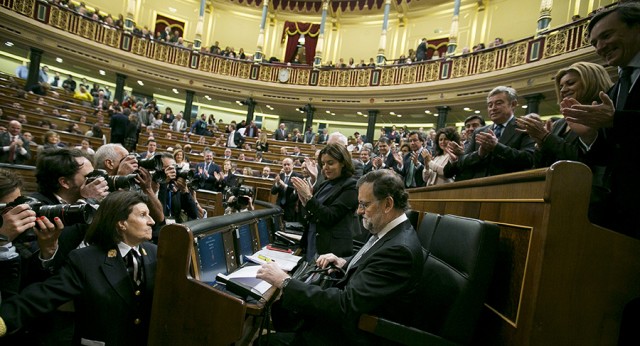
353,209,421,251
359,213,500,345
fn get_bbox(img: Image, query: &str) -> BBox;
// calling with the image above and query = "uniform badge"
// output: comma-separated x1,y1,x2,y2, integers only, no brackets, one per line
141,248,147,256
107,249,117,258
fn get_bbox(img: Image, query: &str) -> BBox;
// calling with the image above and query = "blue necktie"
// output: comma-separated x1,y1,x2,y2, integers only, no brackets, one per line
494,124,504,139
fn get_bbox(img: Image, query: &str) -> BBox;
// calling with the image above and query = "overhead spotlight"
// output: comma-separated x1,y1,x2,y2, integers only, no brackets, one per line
521,105,528,109
331,113,335,116
463,107,471,111
204,95,211,100
236,100,243,105
397,114,402,117
425,110,431,114
362,113,367,117
357,111,363,115
475,110,480,114
172,88,179,94
390,111,396,115
56,57,63,63
5,41,14,47
325,110,331,114
137,80,144,86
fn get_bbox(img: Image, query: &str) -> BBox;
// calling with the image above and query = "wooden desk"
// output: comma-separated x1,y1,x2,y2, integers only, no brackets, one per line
149,206,284,346
0,163,37,194
407,161,640,345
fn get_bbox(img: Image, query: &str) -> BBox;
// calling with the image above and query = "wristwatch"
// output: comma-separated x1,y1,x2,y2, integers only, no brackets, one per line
281,277,292,290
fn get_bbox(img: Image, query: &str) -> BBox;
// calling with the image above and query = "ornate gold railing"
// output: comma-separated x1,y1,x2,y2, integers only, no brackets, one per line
3,0,592,87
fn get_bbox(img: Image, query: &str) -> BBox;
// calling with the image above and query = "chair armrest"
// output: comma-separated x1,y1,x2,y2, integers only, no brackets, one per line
358,314,461,346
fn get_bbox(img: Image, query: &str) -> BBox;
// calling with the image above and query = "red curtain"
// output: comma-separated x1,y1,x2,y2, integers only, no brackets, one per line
427,37,449,59
281,21,320,65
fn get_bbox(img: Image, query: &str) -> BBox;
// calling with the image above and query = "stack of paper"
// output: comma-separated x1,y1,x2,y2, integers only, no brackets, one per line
245,247,303,271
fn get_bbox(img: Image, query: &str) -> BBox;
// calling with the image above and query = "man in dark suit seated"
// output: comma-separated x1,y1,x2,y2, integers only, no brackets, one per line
257,169,424,345
194,149,221,191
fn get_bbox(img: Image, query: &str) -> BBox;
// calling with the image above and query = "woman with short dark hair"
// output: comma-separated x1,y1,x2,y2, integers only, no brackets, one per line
292,143,358,261
0,191,157,345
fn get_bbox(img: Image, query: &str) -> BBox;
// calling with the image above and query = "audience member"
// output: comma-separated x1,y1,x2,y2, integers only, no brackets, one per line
0,120,31,165
291,143,358,261
194,149,221,191
561,3,640,238
444,86,535,181
274,123,288,141
462,115,486,151
169,112,186,132
139,139,157,159
421,127,460,186
270,157,301,223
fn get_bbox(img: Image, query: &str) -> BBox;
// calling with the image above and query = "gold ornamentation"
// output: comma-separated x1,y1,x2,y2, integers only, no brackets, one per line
108,249,117,258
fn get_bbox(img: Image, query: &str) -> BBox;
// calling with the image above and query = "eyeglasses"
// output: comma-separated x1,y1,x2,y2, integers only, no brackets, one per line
358,200,379,210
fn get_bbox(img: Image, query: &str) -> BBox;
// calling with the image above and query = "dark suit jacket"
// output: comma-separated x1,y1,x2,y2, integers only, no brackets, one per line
0,242,157,346
394,150,426,188
194,162,221,191
303,176,358,257
0,133,31,165
228,130,245,147
416,41,428,61
271,172,302,222
446,117,535,181
274,129,288,141
362,161,373,175
280,218,423,345
585,73,640,235
109,112,129,144
317,134,328,144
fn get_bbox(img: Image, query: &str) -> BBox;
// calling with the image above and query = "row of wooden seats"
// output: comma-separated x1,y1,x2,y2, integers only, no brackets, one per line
0,79,97,115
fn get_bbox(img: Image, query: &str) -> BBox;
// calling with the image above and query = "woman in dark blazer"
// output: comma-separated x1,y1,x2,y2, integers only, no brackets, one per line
0,191,157,346
292,143,358,262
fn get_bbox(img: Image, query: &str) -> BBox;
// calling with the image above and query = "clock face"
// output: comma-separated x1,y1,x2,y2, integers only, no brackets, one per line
278,68,290,83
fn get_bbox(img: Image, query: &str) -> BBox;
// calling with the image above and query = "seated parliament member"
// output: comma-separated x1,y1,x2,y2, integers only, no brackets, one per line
257,169,424,345
0,191,157,346
292,143,358,262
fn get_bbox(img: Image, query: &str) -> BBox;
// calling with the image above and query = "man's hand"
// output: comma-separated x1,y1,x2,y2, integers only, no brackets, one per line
34,216,64,260
561,92,615,130
515,113,548,145
475,129,498,157
164,164,177,183
256,262,289,288
316,253,347,269
0,204,37,242
174,177,189,193
372,156,383,169
81,176,109,201
117,155,139,175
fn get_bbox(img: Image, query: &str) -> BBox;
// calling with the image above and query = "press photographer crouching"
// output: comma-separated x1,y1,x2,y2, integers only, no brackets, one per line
155,152,200,224
93,144,166,241
223,184,255,214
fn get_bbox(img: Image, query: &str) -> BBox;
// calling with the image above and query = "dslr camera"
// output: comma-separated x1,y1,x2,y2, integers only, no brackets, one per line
223,184,255,211
86,169,138,192
136,154,167,183
0,196,97,242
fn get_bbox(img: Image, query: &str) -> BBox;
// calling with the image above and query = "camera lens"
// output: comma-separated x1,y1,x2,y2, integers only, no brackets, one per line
37,204,96,225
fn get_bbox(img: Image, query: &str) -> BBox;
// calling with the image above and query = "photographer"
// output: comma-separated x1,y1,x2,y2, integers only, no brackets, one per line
1,169,64,299
93,144,165,232
156,153,200,224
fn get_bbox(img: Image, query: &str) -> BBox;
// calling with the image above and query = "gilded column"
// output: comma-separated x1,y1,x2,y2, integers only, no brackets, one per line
447,0,461,55
537,0,553,34
255,0,270,62
194,0,206,50
124,0,136,32
376,0,391,65
314,0,330,68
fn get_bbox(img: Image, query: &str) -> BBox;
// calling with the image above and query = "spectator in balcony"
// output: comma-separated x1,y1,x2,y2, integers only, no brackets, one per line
114,14,124,28
73,85,94,105
238,48,246,60
416,38,428,61
61,75,76,92
290,128,303,143
209,41,221,55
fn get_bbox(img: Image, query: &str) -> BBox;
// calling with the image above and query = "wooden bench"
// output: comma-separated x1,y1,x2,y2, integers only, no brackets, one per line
407,161,640,344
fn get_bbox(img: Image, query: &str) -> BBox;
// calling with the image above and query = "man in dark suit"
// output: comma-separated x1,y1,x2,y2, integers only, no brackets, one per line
194,149,221,191
274,123,288,141
444,86,535,181
371,136,398,172
226,124,245,148
360,148,373,175
317,128,329,144
561,3,640,239
270,158,301,222
244,120,259,138
416,37,428,61
109,106,130,145
257,169,423,345
0,120,31,165
394,131,427,188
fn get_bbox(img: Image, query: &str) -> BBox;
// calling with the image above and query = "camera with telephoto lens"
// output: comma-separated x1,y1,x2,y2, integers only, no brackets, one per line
136,154,166,182
85,169,138,192
0,196,97,243
223,183,254,211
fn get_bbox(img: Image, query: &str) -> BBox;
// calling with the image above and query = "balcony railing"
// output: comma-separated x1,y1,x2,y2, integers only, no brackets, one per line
3,0,591,88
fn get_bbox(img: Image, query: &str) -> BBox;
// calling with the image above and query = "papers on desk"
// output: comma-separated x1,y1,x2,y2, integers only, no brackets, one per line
219,266,272,295
245,247,303,271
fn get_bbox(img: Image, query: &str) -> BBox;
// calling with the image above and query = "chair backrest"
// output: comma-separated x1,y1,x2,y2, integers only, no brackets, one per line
412,214,499,344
